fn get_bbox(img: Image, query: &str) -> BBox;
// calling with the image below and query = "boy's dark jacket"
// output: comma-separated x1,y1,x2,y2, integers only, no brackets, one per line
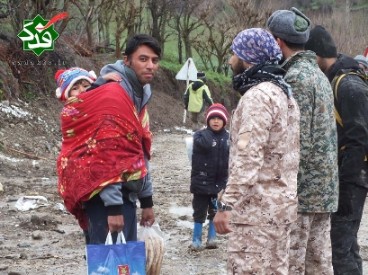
190,127,229,194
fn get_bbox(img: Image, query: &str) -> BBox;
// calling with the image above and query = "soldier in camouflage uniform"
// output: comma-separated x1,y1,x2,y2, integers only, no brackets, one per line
214,28,300,274
268,8,338,275
306,26,368,275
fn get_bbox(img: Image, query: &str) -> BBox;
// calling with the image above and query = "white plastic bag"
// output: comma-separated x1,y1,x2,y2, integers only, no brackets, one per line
185,136,193,164
14,196,49,211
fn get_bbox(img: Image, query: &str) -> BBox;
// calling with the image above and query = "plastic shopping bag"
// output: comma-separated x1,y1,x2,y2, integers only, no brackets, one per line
185,136,193,164
137,223,165,275
86,231,146,275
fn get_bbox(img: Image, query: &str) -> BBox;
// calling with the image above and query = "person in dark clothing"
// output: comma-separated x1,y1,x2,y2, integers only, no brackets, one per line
190,103,230,251
306,25,368,275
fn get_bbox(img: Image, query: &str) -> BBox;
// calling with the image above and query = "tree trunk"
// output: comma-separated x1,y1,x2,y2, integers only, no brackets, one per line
183,32,192,59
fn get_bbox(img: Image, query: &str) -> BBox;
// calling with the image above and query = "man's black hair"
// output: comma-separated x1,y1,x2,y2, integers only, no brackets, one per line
124,34,161,58
273,35,305,51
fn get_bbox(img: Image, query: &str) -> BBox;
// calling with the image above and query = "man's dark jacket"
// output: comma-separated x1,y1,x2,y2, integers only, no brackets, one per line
326,54,368,188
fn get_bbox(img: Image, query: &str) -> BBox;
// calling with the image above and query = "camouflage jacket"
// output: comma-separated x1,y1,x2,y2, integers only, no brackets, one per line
221,82,300,226
282,51,338,212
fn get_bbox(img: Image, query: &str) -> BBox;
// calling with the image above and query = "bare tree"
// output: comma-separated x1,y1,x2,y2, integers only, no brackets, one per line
70,0,102,48
345,0,351,26
192,17,233,73
226,0,269,35
191,0,269,74
98,0,115,49
169,2,185,63
146,0,175,56
4,0,70,38
113,0,146,58
169,0,209,63
309,2,367,56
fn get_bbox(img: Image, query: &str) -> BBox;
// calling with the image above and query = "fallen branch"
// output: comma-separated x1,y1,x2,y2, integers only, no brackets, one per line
31,254,61,260
6,147,52,161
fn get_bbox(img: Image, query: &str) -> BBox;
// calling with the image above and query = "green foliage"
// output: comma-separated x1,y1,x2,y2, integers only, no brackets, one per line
21,88,38,102
1,19,13,35
310,0,335,10
351,2,368,10
159,60,182,73
205,70,232,89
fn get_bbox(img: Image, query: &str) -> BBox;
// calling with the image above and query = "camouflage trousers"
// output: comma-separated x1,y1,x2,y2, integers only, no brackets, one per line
289,212,333,275
226,224,291,275
331,183,368,275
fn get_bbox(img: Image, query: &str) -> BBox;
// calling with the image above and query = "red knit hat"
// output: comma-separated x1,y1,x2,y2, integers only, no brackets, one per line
206,103,229,126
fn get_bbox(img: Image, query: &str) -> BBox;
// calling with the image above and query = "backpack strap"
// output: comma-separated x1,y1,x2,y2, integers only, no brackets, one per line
332,71,368,161
332,71,364,127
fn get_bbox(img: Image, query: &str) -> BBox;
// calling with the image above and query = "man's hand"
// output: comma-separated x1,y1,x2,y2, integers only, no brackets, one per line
107,215,124,232
102,72,122,82
140,208,155,226
214,211,232,234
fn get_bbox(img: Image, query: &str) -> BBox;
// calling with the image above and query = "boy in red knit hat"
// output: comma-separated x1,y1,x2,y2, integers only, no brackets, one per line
189,103,230,250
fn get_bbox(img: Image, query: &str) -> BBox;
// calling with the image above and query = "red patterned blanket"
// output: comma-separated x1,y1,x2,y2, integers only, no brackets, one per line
57,82,151,229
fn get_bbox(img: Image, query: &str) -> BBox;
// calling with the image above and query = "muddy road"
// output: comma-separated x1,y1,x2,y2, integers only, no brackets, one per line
0,132,367,274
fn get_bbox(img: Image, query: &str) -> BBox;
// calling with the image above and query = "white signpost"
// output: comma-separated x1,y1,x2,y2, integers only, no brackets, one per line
175,58,198,124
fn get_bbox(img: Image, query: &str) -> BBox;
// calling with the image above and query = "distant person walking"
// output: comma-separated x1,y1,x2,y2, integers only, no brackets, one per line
268,8,338,274
306,25,368,275
183,72,213,131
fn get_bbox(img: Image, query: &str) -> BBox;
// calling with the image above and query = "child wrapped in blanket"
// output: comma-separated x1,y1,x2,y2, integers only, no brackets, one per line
55,67,121,101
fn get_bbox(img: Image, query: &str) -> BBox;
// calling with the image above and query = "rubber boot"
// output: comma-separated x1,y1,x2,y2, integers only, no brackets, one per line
206,220,218,249
190,222,203,251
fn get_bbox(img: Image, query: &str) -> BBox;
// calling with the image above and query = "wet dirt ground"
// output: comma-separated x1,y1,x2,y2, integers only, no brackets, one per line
0,132,227,275
0,132,368,274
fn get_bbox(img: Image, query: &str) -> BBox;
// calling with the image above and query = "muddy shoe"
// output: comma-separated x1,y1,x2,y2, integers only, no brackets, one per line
189,242,204,251
205,240,218,249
